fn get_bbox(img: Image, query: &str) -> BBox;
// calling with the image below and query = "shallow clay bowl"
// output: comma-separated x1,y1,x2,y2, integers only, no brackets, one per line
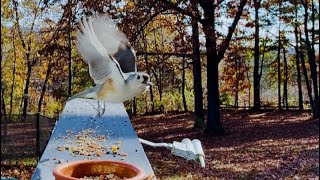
53,160,145,180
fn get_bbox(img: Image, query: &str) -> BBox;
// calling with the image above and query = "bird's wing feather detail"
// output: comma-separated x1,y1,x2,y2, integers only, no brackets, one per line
113,44,137,73
91,15,137,73
76,16,125,84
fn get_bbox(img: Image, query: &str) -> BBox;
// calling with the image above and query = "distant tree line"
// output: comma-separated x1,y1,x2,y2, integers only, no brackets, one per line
1,0,319,136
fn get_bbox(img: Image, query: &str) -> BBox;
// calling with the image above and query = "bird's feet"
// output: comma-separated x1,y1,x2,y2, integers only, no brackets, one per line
93,101,106,118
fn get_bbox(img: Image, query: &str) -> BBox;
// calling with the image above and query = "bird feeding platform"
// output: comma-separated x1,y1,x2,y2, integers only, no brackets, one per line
32,98,154,179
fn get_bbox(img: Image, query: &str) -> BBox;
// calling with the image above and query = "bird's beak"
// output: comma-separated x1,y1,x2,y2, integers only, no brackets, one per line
142,75,153,86
146,81,153,86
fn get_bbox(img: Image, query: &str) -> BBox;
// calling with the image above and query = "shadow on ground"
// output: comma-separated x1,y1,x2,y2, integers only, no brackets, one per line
131,110,319,179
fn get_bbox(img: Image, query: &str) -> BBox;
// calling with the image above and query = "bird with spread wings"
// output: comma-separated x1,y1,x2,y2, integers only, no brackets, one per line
68,14,152,102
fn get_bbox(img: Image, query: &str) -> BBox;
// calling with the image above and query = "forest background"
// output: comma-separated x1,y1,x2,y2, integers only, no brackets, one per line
1,0,319,133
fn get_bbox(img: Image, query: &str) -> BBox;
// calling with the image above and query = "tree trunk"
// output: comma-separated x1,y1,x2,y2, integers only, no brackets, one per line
68,15,72,97
311,0,315,50
151,63,164,112
132,97,137,116
159,63,164,112
300,31,315,113
36,62,52,160
277,0,282,110
182,55,188,112
0,29,4,116
191,0,204,128
1,88,6,116
234,53,239,108
151,68,161,100
295,44,303,111
202,5,223,133
302,0,319,117
152,31,164,112
149,81,155,113
277,38,282,110
294,1,303,111
200,0,247,134
144,95,148,114
300,49,315,113
0,29,6,146
206,53,224,134
13,0,34,117
1,88,8,143
22,60,32,117
37,64,52,114
159,65,163,102
10,31,17,116
200,2,224,134
142,32,155,113
253,0,261,110
144,55,154,113
283,46,288,110
1,29,8,143
242,58,251,108
258,38,267,108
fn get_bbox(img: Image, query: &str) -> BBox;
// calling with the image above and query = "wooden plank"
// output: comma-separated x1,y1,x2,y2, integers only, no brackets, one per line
32,99,154,179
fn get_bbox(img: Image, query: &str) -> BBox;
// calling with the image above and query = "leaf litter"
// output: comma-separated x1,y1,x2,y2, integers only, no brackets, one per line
131,110,319,179
1,110,319,179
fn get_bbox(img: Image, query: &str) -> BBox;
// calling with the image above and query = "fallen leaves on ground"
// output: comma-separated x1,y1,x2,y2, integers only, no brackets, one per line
1,160,35,180
131,110,319,180
1,110,319,180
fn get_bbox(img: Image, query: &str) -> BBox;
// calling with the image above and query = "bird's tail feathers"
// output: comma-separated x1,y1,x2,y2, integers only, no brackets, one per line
67,86,99,101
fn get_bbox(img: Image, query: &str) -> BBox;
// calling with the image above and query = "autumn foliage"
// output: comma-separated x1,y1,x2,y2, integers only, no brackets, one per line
1,0,319,178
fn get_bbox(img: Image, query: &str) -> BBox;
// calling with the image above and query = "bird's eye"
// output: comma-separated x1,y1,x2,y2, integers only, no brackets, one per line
137,75,140,79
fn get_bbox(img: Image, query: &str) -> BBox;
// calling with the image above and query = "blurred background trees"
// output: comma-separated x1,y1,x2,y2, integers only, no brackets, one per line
1,0,319,135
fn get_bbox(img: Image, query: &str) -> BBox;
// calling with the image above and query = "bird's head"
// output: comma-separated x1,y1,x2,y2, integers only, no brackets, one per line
126,72,153,91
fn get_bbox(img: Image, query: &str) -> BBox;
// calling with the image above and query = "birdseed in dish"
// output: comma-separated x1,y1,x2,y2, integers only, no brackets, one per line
80,174,127,180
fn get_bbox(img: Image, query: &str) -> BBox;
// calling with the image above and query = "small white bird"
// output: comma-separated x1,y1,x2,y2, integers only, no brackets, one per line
68,14,152,102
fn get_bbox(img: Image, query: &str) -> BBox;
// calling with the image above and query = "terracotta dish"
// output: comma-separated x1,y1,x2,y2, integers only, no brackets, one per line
53,160,145,180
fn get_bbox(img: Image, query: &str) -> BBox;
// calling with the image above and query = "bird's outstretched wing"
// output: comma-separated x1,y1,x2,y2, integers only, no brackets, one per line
77,16,122,84
90,15,137,73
